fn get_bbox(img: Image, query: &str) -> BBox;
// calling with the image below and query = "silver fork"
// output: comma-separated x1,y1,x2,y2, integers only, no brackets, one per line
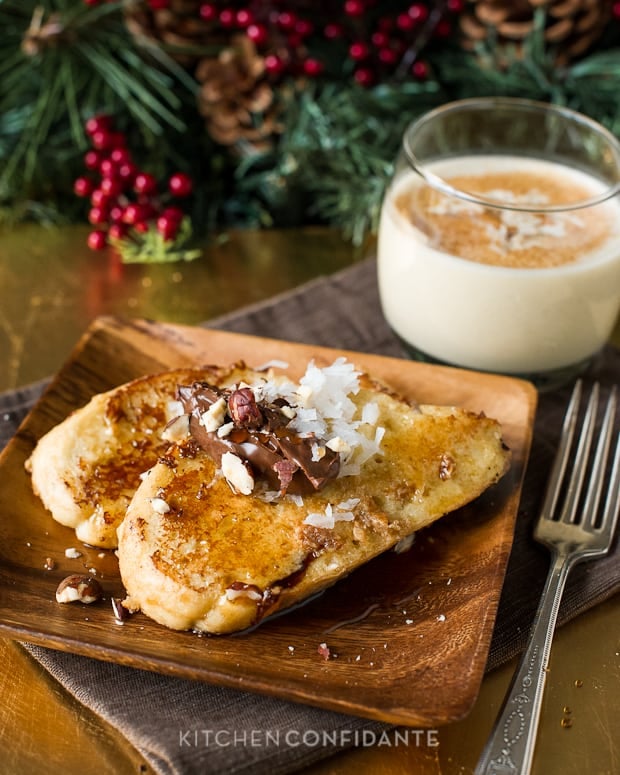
475,380,620,775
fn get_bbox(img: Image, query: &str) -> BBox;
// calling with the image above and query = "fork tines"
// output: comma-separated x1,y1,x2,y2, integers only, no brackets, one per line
541,381,619,535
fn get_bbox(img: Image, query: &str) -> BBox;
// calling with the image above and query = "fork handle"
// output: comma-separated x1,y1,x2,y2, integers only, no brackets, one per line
474,551,573,775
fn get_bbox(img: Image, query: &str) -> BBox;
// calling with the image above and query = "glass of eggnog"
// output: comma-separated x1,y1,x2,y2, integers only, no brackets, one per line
377,97,620,389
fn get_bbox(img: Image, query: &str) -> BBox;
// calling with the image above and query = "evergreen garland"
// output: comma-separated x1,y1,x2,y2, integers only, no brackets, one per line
1,1,620,258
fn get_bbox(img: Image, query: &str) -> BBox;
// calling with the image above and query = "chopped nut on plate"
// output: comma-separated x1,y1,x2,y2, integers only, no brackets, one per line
55,574,103,604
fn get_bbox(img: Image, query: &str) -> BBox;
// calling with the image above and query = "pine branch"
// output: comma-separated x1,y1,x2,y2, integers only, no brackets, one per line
3,0,620,250
237,80,445,244
111,218,202,264
0,1,198,205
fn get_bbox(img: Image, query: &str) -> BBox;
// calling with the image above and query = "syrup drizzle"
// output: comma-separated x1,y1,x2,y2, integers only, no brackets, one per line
323,603,381,634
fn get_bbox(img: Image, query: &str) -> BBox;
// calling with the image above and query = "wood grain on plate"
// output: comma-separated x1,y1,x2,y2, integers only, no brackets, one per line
0,317,536,726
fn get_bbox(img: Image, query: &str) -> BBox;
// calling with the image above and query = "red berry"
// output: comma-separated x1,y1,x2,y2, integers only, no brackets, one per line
613,0,620,18
90,189,110,208
408,3,429,22
378,47,398,66
84,150,102,170
109,205,125,223
302,58,324,77
411,60,429,79
324,22,344,39
344,0,365,17
349,42,370,61
199,3,217,21
134,172,158,195
168,172,193,197
397,13,415,31
265,54,286,75
122,203,146,225
83,0,102,6
117,162,138,184
371,31,390,47
91,129,114,150
447,0,464,11
160,206,184,225
277,11,297,30
100,177,124,197
85,115,112,137
107,223,127,241
110,147,132,165
354,68,375,87
156,214,179,241
247,24,268,45
87,230,107,251
73,177,94,197
88,206,108,226
148,0,170,9
99,158,117,178
295,19,313,37
235,8,253,26
219,8,236,27
134,221,150,234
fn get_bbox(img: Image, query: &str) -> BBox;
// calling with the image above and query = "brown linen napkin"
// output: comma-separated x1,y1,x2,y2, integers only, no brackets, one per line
2,257,619,774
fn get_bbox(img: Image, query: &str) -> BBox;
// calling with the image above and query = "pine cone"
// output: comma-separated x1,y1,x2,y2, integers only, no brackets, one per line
196,36,283,151
123,0,221,67
460,0,614,64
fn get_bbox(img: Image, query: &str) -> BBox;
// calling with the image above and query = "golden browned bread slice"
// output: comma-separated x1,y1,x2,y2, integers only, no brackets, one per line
117,360,510,634
26,367,229,548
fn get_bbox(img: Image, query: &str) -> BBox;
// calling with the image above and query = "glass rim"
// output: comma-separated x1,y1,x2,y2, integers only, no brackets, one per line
402,97,620,213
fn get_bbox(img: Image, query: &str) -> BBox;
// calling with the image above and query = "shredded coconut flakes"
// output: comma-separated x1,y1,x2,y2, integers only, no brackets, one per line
303,500,359,529
245,357,385,496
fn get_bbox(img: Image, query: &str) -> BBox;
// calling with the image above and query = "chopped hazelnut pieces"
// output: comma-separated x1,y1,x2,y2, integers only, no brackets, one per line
200,397,227,432
161,413,190,442
111,597,130,623
55,574,103,604
227,387,263,428
221,452,255,495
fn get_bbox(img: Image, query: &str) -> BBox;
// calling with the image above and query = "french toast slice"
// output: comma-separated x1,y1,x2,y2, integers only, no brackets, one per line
26,367,233,548
117,362,510,634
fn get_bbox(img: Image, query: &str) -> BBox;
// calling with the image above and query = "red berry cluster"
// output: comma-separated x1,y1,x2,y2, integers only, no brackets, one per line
334,0,465,86
186,1,463,86
73,115,193,251
196,1,323,79
85,1,464,86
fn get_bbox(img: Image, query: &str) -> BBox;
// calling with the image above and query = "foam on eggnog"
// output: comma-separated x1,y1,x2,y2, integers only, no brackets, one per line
393,156,617,269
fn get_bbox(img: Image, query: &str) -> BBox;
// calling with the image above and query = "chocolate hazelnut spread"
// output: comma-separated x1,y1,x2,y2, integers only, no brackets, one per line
177,381,340,495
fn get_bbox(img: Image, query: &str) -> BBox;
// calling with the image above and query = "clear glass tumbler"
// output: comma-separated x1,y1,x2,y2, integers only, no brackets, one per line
377,97,620,389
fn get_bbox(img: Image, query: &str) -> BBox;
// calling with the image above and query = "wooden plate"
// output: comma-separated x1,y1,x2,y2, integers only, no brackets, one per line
0,317,536,726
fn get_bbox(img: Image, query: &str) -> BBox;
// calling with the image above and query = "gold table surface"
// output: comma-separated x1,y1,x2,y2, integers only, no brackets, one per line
0,224,619,775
